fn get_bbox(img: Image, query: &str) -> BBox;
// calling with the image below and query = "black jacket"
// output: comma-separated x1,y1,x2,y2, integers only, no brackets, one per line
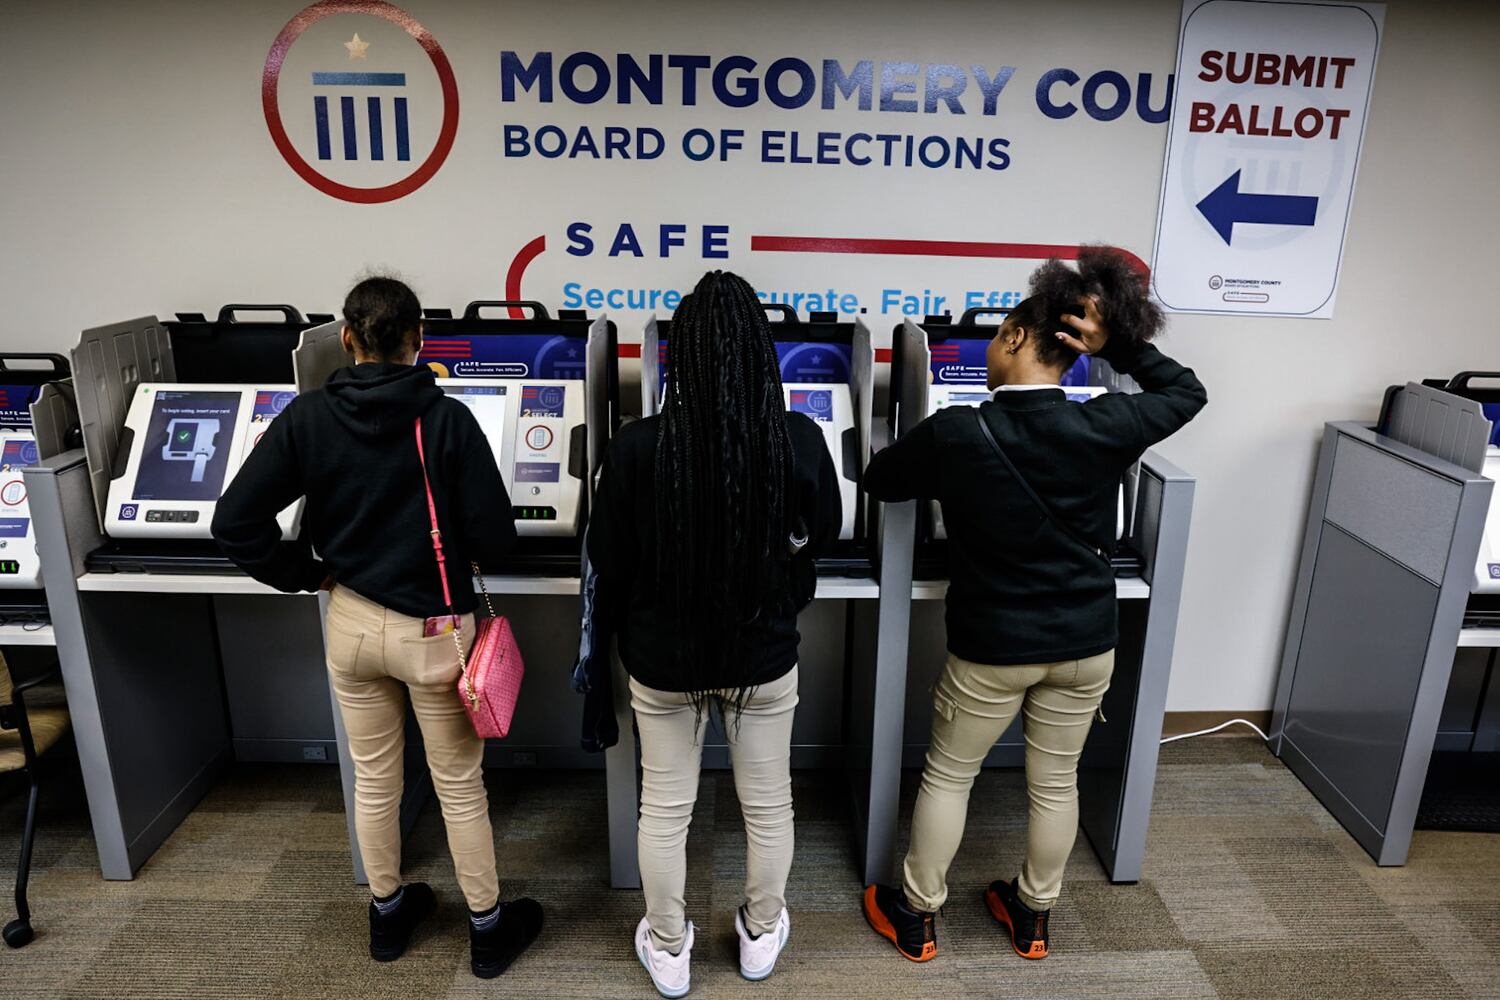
864,338,1206,666
574,412,841,750
212,363,516,617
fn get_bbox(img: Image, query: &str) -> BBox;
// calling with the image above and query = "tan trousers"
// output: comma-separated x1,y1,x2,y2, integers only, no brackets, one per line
630,667,799,954
323,585,498,912
903,651,1114,913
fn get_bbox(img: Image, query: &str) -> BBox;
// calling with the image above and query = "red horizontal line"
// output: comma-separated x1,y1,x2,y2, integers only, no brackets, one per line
613,344,892,362
752,236,1077,259
749,236,1149,274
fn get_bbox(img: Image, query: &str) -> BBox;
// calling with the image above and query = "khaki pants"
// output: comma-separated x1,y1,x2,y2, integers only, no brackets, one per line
630,667,799,954
902,651,1114,913
323,585,498,912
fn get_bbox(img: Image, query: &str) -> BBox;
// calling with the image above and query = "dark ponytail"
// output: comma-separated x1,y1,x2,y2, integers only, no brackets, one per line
343,275,421,361
1012,246,1163,370
655,270,794,715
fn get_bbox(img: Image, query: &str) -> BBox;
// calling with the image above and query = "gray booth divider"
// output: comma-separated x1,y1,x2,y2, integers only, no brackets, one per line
1272,387,1494,866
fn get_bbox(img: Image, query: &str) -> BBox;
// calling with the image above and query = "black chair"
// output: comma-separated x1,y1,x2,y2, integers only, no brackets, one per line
1,650,69,948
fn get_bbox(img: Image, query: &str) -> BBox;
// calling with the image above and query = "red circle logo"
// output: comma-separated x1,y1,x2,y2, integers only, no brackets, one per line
262,1,459,203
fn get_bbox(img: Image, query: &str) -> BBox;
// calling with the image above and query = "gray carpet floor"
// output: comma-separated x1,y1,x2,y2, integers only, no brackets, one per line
1,738,1498,998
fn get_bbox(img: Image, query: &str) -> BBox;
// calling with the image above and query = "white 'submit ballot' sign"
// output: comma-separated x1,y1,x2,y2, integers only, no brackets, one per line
1151,0,1383,318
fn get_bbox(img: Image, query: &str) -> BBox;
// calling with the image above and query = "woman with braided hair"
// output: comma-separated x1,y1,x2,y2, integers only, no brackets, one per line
582,270,841,996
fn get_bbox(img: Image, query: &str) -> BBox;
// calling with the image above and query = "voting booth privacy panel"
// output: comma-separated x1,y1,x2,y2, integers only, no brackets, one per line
1274,380,1500,866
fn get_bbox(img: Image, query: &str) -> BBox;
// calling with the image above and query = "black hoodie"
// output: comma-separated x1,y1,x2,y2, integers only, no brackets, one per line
212,363,516,617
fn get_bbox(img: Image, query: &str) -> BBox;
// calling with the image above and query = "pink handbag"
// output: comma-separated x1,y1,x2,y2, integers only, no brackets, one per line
415,418,525,738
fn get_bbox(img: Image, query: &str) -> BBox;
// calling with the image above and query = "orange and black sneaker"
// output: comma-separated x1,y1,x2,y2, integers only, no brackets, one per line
862,884,937,962
985,879,1049,959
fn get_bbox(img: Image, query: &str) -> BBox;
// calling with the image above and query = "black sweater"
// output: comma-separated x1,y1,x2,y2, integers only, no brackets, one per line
212,363,516,617
864,339,1206,666
586,412,843,692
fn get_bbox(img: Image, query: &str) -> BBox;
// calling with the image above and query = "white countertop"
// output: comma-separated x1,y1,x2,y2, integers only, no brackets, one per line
912,577,1151,601
1458,627,1500,648
0,623,55,646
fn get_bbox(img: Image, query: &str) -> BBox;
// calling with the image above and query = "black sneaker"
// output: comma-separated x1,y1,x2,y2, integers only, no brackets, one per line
369,882,436,962
470,897,544,979
985,879,1049,959
862,884,937,962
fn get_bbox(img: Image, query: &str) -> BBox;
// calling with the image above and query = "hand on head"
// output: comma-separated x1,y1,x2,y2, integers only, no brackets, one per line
1054,295,1109,357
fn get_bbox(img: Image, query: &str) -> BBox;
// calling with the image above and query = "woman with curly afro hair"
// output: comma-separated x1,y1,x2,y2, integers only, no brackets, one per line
861,248,1207,964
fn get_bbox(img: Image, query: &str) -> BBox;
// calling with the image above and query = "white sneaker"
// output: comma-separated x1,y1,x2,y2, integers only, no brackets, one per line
735,906,790,981
635,916,693,998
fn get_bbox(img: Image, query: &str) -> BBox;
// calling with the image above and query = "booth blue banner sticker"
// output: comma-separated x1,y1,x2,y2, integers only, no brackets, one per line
251,389,296,421
929,338,1089,386
1,440,39,469
0,517,29,538
788,389,835,422
0,385,37,427
420,334,587,380
520,384,566,417
515,462,560,483
657,338,854,386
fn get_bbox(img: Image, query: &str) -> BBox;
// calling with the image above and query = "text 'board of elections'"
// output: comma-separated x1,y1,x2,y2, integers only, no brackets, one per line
1152,0,1383,318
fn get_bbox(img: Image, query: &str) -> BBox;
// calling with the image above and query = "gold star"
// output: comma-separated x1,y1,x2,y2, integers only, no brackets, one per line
344,33,369,60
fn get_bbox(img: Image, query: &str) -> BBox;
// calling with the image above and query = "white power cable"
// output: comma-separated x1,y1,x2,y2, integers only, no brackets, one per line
1160,718,1270,745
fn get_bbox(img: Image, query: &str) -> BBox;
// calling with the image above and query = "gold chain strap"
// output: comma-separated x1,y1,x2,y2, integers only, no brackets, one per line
457,563,492,711
472,560,497,618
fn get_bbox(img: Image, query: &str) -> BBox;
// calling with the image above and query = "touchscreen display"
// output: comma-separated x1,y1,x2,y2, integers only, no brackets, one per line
439,384,510,470
132,391,241,501
421,334,586,380
1,439,39,470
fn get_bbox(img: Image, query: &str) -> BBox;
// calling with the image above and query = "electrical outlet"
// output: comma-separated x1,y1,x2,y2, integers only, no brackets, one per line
512,751,537,767
302,745,328,762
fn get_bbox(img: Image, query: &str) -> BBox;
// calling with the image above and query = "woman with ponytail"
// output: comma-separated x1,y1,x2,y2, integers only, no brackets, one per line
583,271,841,996
861,248,1206,964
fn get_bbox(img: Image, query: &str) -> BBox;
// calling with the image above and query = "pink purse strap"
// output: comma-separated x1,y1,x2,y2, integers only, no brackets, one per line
414,417,454,614
416,418,478,708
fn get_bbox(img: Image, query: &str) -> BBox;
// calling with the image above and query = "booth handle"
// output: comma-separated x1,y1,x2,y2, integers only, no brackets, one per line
1446,371,1500,389
216,304,306,324
957,306,1013,326
462,300,552,321
0,353,70,376
761,303,798,323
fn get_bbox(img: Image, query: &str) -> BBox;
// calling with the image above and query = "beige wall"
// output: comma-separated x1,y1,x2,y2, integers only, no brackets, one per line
1,0,1496,711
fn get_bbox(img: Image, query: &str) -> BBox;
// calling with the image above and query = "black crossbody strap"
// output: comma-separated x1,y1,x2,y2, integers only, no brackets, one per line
970,407,1111,568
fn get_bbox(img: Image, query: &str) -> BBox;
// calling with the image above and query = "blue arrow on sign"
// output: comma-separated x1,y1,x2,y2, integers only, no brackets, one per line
1196,170,1319,245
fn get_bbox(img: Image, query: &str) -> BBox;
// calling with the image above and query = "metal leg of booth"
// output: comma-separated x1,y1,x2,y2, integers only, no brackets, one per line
606,654,641,889
1080,454,1195,883
855,499,917,888
29,452,231,879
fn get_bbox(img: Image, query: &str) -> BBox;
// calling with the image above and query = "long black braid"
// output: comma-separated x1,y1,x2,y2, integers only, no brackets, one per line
655,271,794,719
